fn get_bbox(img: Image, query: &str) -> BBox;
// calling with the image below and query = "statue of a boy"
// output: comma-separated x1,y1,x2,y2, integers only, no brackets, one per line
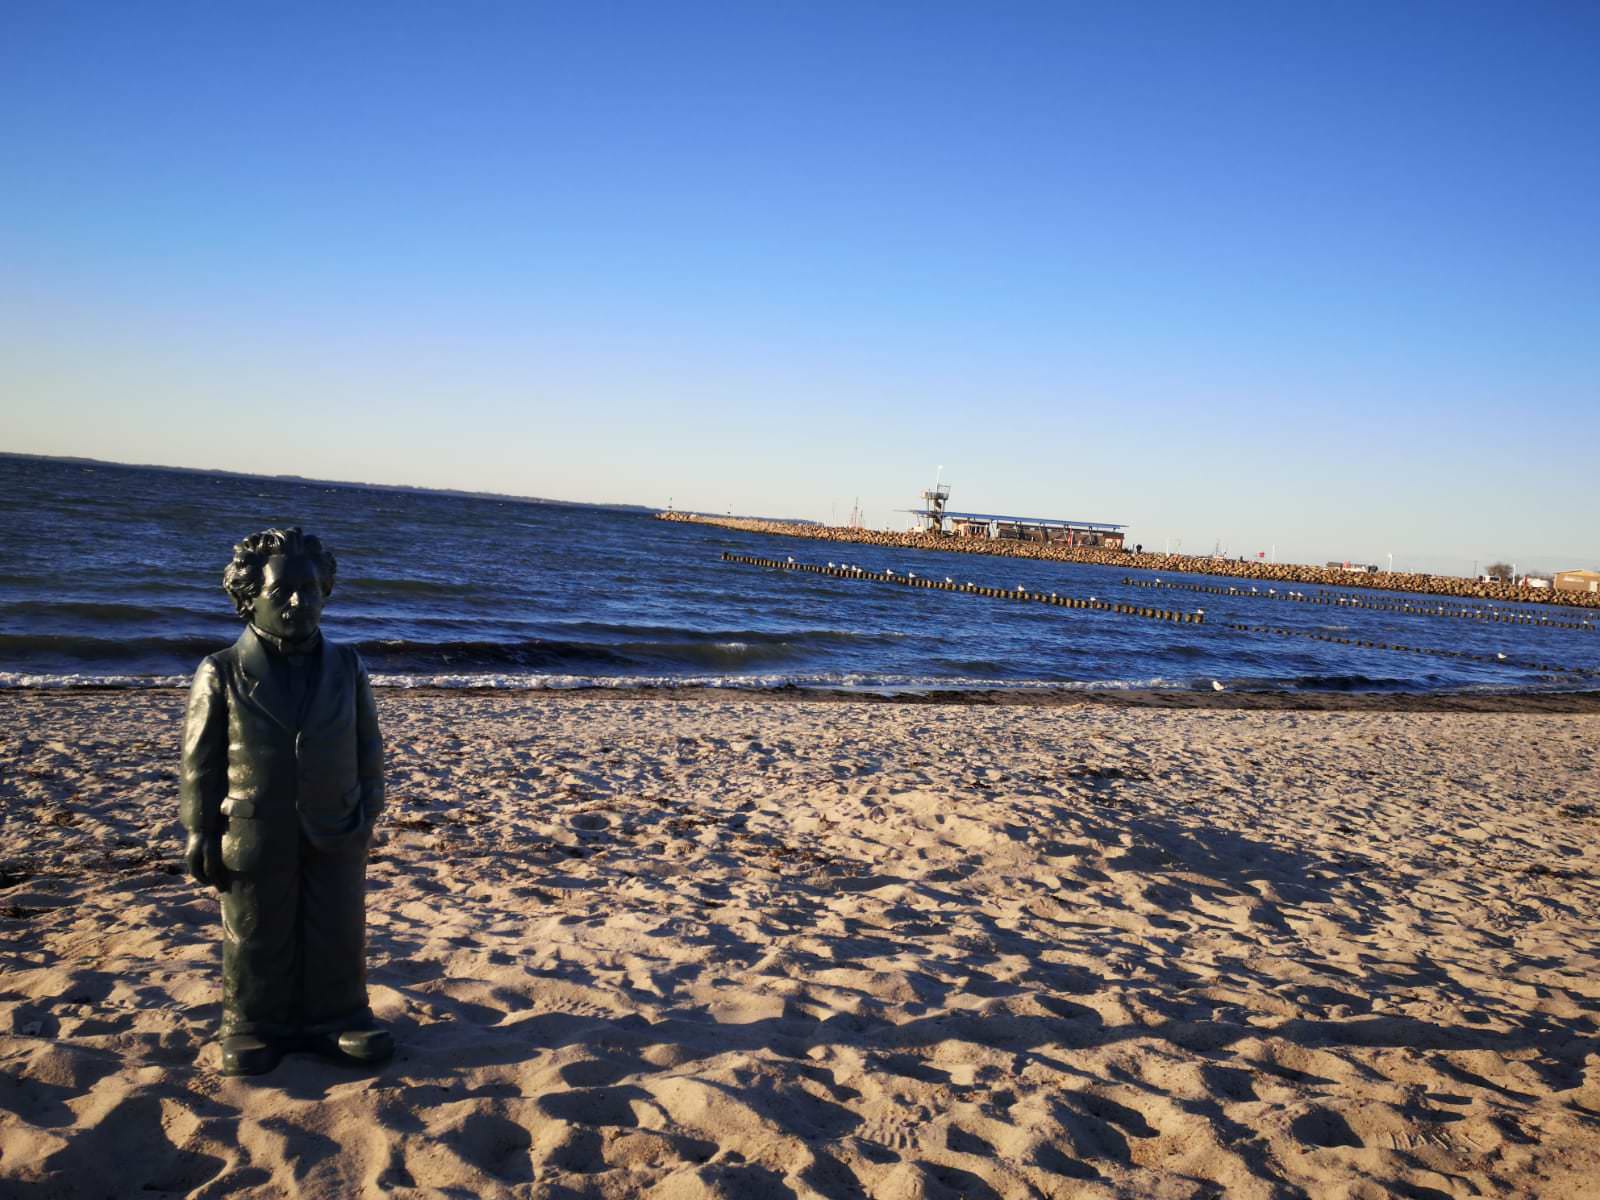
179,527,391,1076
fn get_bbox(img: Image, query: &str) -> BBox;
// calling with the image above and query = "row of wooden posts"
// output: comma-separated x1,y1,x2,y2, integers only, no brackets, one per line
1124,577,1595,631
1222,622,1598,678
722,553,1205,623
721,551,1596,677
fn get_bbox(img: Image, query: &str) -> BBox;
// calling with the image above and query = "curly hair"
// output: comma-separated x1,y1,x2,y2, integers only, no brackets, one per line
221,527,338,619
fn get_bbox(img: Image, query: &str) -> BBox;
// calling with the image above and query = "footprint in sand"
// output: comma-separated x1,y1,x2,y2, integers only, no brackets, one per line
570,812,613,839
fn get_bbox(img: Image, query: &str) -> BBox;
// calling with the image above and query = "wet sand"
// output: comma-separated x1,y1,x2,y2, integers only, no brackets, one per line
2,690,1598,1198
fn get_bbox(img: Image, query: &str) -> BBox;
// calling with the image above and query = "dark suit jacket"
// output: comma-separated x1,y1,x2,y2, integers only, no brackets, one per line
180,626,384,862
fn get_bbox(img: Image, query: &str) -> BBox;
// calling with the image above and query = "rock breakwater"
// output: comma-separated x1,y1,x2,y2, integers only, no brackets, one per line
660,512,1600,610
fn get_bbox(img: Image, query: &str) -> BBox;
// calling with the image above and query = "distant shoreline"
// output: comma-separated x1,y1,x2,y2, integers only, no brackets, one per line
0,450,655,515
660,511,1600,611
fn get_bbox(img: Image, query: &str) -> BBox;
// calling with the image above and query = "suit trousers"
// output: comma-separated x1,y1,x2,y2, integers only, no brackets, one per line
220,817,371,1039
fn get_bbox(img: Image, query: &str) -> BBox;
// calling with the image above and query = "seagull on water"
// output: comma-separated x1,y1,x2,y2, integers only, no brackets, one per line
1212,680,1226,691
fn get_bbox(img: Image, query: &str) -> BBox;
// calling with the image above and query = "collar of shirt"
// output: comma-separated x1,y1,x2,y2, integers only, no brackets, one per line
249,625,323,657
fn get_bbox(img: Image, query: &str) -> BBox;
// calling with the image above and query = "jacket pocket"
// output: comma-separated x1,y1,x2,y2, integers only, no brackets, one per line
300,781,366,853
341,783,372,851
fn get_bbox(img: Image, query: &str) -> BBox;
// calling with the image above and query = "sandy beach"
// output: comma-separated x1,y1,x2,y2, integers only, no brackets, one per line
2,689,1598,1199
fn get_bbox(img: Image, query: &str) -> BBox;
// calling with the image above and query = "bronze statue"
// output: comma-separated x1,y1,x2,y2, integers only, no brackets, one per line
180,528,391,1076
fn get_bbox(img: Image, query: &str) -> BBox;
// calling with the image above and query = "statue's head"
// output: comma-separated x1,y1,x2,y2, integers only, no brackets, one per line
222,527,338,639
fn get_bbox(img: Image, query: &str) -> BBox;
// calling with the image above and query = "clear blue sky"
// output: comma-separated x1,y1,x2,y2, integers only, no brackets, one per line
3,2,1595,572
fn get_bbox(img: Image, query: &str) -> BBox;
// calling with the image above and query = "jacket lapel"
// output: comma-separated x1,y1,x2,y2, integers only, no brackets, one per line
302,636,348,731
235,626,295,732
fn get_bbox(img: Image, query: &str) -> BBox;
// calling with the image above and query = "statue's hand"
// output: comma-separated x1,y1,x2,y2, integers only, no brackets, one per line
185,831,228,892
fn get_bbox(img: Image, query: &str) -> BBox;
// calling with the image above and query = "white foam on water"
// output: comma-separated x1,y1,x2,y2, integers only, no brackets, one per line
0,672,193,689
17,670,1578,695
374,672,1190,693
0,670,1187,693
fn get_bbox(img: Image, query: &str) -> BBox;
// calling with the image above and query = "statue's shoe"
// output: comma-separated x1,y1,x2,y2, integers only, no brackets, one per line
311,1022,394,1066
220,1034,282,1077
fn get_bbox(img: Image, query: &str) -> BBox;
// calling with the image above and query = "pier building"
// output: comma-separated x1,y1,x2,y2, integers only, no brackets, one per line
1554,569,1600,595
906,485,1126,548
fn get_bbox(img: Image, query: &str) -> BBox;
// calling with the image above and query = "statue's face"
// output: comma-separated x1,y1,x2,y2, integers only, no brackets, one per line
251,554,325,639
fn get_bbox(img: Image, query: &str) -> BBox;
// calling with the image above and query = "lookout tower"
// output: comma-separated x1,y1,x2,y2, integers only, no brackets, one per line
918,479,951,534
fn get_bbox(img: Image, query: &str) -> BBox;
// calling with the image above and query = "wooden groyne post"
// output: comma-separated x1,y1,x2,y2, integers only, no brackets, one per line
720,552,1205,624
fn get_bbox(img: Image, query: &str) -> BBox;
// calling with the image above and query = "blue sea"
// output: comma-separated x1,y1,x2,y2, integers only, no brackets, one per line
3,454,1596,694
